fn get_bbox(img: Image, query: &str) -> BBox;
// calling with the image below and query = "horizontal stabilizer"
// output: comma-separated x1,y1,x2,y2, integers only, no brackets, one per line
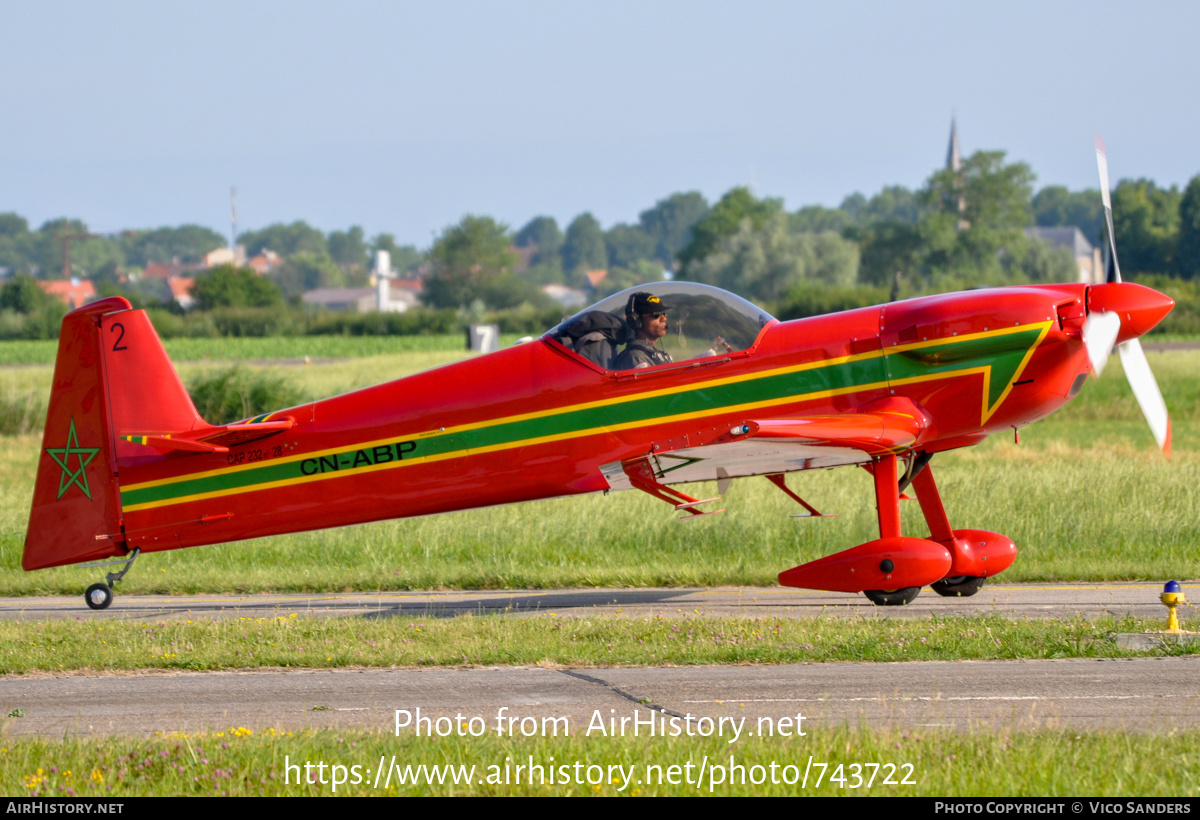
121,419,294,454
197,419,295,447
120,435,228,454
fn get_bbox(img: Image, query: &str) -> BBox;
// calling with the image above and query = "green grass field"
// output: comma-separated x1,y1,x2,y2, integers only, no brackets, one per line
4,725,1196,796
3,612,1192,674
0,334,523,365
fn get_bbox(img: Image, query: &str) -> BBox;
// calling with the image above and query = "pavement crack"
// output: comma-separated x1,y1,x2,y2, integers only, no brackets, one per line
558,669,684,718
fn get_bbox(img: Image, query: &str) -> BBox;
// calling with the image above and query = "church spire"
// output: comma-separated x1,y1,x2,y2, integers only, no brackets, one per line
946,116,968,230
946,116,962,173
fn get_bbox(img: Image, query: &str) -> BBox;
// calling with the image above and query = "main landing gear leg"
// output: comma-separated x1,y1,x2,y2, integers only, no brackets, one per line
777,452,951,600
910,465,996,597
862,453,922,606
80,548,141,610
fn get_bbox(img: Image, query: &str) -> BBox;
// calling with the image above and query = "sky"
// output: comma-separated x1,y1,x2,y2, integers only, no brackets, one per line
3,1,1198,247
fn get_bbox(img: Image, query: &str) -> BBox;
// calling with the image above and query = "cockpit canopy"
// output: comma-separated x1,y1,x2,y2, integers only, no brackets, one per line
545,282,775,371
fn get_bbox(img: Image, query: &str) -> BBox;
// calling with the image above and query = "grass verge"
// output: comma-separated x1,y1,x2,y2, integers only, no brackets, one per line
0,613,1193,674
0,335,523,365
2,725,1196,796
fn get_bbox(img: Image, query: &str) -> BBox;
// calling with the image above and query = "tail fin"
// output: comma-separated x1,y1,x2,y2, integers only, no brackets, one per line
23,298,203,570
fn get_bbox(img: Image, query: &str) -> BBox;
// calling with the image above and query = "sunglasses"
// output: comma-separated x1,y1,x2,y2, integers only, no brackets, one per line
645,311,667,320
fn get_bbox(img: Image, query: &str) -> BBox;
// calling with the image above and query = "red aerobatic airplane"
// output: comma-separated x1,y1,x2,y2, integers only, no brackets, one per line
24,141,1174,609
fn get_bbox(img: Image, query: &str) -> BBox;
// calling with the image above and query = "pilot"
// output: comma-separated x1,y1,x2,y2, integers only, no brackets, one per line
614,292,674,370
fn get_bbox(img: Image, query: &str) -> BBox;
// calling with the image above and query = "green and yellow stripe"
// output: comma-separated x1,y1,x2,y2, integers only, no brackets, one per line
120,323,1051,513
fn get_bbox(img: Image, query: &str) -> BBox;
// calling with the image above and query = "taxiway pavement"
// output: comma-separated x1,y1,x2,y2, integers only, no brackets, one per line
1,658,1197,737
0,582,1188,622
1,583,1195,738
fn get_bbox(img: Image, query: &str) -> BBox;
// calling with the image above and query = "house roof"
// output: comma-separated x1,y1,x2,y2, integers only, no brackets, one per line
1025,227,1094,258
541,283,588,309
247,250,281,274
38,278,95,308
142,262,199,280
391,277,424,292
301,288,374,305
167,276,194,300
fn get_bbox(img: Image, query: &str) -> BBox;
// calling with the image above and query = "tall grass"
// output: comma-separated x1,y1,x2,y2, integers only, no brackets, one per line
0,613,1188,675
3,727,1196,796
186,367,303,425
0,393,44,436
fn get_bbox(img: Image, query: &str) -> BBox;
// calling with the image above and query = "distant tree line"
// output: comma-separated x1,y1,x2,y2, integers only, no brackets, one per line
234,222,425,301
418,153,1200,318
2,149,1199,340
0,215,427,301
0,216,226,280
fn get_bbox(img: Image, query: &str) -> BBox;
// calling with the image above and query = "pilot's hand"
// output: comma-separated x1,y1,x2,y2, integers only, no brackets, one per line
711,335,733,353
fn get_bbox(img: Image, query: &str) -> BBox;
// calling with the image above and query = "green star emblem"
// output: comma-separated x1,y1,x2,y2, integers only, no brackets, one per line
45,418,101,500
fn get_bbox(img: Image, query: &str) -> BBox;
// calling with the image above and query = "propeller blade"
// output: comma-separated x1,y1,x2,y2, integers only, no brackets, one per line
1092,138,1169,455
1083,311,1120,376
1117,338,1172,456
1095,135,1112,209
1095,135,1122,283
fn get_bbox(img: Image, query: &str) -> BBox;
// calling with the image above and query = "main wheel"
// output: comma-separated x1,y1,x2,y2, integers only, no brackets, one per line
863,587,921,606
85,583,113,610
930,576,987,598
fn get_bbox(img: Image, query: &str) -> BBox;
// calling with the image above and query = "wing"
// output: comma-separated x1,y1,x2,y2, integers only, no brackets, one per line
601,398,934,497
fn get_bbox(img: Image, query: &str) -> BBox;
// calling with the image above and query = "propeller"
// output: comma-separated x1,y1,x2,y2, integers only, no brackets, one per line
1082,311,1120,376
1118,338,1172,455
1082,136,1173,456
1095,135,1122,285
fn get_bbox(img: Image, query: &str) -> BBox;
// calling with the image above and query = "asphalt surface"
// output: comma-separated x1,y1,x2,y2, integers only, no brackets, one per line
0,582,1190,621
2,658,1197,738
1,583,1198,738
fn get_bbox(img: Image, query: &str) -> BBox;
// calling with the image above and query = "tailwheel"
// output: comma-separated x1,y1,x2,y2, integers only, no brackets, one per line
85,583,113,610
863,587,921,606
930,575,987,598
77,547,140,611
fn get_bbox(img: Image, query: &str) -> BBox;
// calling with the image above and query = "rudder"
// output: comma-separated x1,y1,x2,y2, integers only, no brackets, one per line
101,304,203,439
23,297,203,570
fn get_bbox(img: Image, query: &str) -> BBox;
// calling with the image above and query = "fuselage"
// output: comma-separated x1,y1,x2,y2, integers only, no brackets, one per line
110,282,1110,557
